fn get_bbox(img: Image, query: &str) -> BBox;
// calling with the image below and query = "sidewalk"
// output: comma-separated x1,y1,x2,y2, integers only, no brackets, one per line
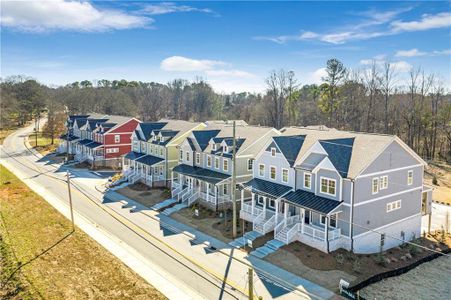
104,191,337,300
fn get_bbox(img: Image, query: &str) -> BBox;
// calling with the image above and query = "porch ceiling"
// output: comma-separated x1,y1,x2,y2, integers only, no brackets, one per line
283,189,341,214
173,164,229,184
243,178,292,198
135,155,164,166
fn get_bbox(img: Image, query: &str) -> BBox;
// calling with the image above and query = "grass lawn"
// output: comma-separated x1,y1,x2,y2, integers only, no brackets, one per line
28,132,60,155
0,165,166,299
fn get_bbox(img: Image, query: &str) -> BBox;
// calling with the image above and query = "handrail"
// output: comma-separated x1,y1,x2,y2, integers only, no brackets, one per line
171,186,182,198
274,219,285,237
262,214,276,233
287,223,300,243
187,191,199,206
177,187,189,201
181,188,193,202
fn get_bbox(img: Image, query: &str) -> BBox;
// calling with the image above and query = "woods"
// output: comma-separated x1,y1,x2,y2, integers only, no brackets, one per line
1,59,450,161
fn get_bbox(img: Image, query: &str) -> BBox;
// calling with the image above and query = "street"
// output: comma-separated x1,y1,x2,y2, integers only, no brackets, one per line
1,123,334,300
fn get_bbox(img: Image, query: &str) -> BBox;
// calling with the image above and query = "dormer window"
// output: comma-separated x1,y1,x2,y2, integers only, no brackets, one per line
271,148,276,157
212,143,217,151
224,146,228,153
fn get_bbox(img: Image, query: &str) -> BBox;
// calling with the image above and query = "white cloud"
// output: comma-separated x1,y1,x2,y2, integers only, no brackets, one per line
160,56,226,72
433,49,451,55
391,61,412,72
1,0,151,32
391,12,451,32
142,2,214,15
395,48,426,57
310,68,328,83
205,69,255,78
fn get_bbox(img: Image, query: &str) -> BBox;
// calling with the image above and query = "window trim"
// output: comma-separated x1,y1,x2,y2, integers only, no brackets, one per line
212,143,217,151
268,199,276,209
214,157,220,169
207,155,212,167
271,147,276,157
372,177,379,194
329,214,337,228
387,200,402,212
247,159,253,171
258,164,265,177
320,215,326,225
195,153,200,165
303,172,312,189
257,196,264,205
407,170,413,185
282,168,289,183
223,184,228,195
223,158,229,172
270,165,277,180
380,175,388,190
114,134,120,143
185,151,190,162
179,149,183,160
320,177,337,196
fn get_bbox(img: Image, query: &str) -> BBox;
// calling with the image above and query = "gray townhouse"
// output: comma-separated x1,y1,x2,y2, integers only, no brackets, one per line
171,121,279,211
122,120,205,186
240,126,432,254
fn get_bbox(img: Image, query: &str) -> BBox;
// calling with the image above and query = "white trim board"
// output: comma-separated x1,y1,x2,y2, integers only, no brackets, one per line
354,186,422,207
356,164,423,179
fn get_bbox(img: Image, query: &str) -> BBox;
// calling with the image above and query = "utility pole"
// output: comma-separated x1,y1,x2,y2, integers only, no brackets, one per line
65,107,69,163
232,121,237,238
66,170,75,232
248,267,254,300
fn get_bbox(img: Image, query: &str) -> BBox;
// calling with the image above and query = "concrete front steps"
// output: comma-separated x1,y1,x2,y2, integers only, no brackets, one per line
229,231,262,248
250,239,286,258
151,198,177,211
161,202,188,215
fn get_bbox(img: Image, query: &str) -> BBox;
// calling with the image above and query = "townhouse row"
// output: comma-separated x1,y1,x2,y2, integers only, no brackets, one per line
59,114,433,254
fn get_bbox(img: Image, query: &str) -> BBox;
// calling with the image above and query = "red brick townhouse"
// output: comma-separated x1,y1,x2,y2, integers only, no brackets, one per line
73,114,140,168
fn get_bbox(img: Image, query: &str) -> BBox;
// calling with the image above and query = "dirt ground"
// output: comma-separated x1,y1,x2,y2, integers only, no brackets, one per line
0,165,165,299
425,162,451,205
266,233,450,293
117,183,171,207
171,205,253,243
360,255,451,300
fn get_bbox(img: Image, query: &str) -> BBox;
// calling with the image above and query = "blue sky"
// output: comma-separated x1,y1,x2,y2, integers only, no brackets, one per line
2,1,450,93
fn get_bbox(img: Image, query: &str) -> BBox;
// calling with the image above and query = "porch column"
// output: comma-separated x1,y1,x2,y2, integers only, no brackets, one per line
284,203,289,226
325,216,330,253
171,171,174,187
263,196,267,218
207,184,210,202
275,199,279,225
214,185,218,204
251,192,255,215
198,180,201,194
240,189,244,210
301,208,305,234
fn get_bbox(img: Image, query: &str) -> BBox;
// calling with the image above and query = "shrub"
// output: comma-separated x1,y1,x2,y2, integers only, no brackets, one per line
352,259,362,273
375,254,388,267
335,253,345,265
432,175,438,185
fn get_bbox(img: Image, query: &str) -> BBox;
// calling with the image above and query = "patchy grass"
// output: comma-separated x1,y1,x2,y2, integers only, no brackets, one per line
0,128,17,145
425,161,451,205
28,132,60,155
117,183,171,207
0,165,166,299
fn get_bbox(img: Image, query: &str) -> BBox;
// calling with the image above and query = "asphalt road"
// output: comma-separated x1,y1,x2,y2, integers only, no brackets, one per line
1,123,330,300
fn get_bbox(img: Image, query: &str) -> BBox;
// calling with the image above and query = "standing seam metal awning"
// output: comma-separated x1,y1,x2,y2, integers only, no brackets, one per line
124,151,146,160
242,178,292,198
172,164,230,184
282,189,342,214
135,155,164,166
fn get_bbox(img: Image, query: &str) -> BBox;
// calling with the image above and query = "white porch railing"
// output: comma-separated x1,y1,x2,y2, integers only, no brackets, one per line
171,186,182,198
240,202,263,221
172,181,181,190
153,174,165,182
181,189,193,202
187,191,199,206
145,175,152,185
302,224,341,241
199,191,216,204
287,223,301,243
177,188,191,202
217,195,231,204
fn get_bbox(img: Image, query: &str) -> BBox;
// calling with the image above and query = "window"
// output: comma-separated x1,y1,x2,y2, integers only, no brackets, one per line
106,148,119,154
268,199,275,209
320,178,336,196
330,215,337,228
304,173,311,189
380,175,388,190
407,170,413,185
259,164,265,177
257,196,264,205
270,166,276,180
372,178,379,194
247,159,253,171
212,143,217,151
160,147,163,156
179,149,183,160
320,215,326,225
223,159,228,171
224,146,228,153
223,184,228,195
207,155,212,167
196,153,200,164
387,200,402,212
215,157,220,169
114,135,120,143
271,147,276,157
185,151,190,162
282,169,289,183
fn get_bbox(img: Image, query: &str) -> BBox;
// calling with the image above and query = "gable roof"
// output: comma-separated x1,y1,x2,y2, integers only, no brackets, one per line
272,135,306,167
319,138,354,177
192,130,221,150
139,122,167,140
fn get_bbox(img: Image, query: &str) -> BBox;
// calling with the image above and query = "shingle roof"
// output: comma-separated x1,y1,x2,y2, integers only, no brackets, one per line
187,137,196,151
273,135,306,167
173,164,229,184
85,142,103,149
74,118,88,128
193,130,221,150
243,178,292,198
283,189,341,214
124,151,146,160
139,122,167,140
135,155,164,166
319,138,354,177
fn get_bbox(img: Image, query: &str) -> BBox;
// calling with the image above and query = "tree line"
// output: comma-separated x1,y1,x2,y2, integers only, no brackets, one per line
1,58,450,161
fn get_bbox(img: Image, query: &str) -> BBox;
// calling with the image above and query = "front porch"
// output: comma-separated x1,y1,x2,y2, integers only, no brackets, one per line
122,153,165,186
171,164,232,211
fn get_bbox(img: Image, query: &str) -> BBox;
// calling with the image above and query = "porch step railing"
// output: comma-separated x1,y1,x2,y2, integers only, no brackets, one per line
171,186,182,198
186,191,199,206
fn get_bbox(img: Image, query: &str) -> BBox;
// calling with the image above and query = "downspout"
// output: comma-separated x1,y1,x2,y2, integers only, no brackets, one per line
350,179,355,252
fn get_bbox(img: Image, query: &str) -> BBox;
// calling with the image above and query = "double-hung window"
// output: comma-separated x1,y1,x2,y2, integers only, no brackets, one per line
387,200,402,212
304,173,311,189
223,184,228,195
380,175,388,190
270,166,276,180
282,169,289,183
247,159,253,171
223,159,229,171
179,149,183,160
271,147,276,157
195,153,200,165
321,178,336,196
215,157,220,169
258,164,265,177
372,178,379,194
207,156,212,167
407,170,413,185
185,151,190,162
114,135,120,143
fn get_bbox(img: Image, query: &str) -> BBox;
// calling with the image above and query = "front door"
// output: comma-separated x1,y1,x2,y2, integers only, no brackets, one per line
304,209,311,224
